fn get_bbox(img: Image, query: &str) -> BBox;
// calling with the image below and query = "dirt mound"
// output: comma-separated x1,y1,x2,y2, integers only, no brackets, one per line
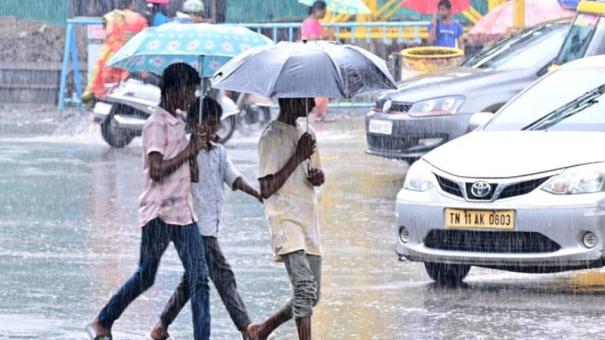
0,16,87,64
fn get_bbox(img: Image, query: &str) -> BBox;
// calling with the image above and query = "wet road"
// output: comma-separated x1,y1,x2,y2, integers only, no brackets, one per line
2,107,605,339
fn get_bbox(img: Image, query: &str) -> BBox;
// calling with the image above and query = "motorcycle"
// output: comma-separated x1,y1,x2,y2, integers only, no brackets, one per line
92,76,270,148
234,92,273,136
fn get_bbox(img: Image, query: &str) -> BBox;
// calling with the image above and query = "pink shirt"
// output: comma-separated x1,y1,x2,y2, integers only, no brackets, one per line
301,17,323,40
139,107,197,227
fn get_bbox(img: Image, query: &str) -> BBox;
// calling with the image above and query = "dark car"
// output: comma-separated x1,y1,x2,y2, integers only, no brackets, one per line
365,21,570,162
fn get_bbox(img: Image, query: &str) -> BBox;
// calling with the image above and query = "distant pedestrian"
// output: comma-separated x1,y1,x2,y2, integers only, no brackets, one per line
85,63,211,340
147,97,263,340
82,0,148,102
301,1,333,41
175,0,212,24
146,0,172,26
248,98,325,340
428,0,464,50
301,1,333,121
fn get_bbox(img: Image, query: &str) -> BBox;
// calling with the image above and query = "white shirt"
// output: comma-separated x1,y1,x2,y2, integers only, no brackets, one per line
192,142,242,237
258,120,322,261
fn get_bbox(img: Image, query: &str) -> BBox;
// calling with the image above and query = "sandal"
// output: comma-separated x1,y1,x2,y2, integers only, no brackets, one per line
85,323,112,340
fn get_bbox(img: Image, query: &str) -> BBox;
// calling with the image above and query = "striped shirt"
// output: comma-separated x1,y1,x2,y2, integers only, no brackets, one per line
139,107,197,227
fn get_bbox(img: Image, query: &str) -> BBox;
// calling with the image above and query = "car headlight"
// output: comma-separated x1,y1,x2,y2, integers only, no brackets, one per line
403,160,435,192
541,163,605,195
408,96,464,117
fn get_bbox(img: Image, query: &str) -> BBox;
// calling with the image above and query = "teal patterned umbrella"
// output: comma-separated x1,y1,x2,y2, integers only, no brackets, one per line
298,0,371,15
109,22,273,77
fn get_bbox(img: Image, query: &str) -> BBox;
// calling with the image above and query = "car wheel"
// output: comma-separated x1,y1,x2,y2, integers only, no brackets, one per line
424,262,470,285
100,113,135,148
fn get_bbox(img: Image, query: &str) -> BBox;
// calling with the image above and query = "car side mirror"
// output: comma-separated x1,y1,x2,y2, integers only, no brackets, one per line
468,112,494,131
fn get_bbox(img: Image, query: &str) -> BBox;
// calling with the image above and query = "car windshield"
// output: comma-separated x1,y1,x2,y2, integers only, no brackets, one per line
462,23,568,70
485,68,605,132
554,14,605,65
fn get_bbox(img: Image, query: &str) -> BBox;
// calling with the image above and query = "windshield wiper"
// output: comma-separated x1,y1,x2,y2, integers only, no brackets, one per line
522,83,605,131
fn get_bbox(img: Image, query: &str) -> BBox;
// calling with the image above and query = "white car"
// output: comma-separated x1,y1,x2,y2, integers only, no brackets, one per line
396,55,605,284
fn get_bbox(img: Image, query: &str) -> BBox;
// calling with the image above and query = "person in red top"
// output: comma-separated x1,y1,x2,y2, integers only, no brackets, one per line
301,1,333,122
83,0,148,102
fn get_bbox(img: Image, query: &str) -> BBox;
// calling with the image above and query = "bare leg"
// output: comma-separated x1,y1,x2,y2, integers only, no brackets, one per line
148,320,169,340
247,305,291,340
295,317,312,340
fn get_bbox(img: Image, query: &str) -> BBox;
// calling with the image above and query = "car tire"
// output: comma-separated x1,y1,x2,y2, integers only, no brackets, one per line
100,111,135,148
424,262,470,285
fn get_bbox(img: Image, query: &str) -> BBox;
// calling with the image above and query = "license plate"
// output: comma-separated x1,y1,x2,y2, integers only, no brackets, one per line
444,208,515,230
94,102,113,116
369,119,393,135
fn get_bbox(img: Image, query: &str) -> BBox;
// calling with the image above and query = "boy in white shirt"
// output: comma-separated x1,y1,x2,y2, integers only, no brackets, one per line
248,98,325,340
148,97,262,340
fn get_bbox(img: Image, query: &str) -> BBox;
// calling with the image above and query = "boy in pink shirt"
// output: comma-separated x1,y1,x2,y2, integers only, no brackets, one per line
86,63,211,340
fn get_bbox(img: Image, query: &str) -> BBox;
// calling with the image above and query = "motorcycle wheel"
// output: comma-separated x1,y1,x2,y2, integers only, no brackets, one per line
238,105,272,136
217,114,237,144
100,107,135,148
259,106,272,125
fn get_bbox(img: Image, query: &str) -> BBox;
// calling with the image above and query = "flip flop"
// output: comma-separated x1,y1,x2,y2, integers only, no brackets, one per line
84,323,112,340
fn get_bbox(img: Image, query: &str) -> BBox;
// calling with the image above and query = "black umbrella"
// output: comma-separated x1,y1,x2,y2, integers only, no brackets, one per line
211,40,397,99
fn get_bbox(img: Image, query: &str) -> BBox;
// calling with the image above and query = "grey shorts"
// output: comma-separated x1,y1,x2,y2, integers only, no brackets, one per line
283,250,322,319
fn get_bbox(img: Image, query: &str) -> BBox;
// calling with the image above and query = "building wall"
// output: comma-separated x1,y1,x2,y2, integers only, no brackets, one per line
0,0,69,25
226,0,307,23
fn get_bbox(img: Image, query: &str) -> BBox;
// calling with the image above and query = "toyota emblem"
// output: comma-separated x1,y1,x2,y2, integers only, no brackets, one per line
470,181,491,198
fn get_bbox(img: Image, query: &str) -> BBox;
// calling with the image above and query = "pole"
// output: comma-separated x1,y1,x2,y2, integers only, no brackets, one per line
513,0,525,29
211,0,218,23
58,22,74,112
367,0,377,18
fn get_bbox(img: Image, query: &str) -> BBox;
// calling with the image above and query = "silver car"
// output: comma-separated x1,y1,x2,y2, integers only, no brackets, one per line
366,21,570,162
396,55,605,284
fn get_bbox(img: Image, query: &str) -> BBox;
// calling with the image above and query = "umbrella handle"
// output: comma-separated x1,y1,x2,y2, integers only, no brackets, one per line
306,99,313,173
198,57,204,124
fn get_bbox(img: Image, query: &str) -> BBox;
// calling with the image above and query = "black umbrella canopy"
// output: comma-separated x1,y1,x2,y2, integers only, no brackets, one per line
211,41,397,99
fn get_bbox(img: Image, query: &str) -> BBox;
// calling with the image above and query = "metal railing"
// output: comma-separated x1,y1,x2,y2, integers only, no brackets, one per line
236,21,429,44
59,19,426,110
59,17,103,111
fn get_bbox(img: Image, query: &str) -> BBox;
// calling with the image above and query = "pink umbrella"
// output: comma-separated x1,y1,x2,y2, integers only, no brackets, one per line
468,0,575,43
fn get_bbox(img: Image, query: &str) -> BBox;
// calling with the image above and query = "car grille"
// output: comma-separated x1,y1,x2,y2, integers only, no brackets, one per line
435,175,463,197
389,102,412,113
424,230,561,253
367,135,419,152
434,175,552,201
498,177,550,199
372,99,412,113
